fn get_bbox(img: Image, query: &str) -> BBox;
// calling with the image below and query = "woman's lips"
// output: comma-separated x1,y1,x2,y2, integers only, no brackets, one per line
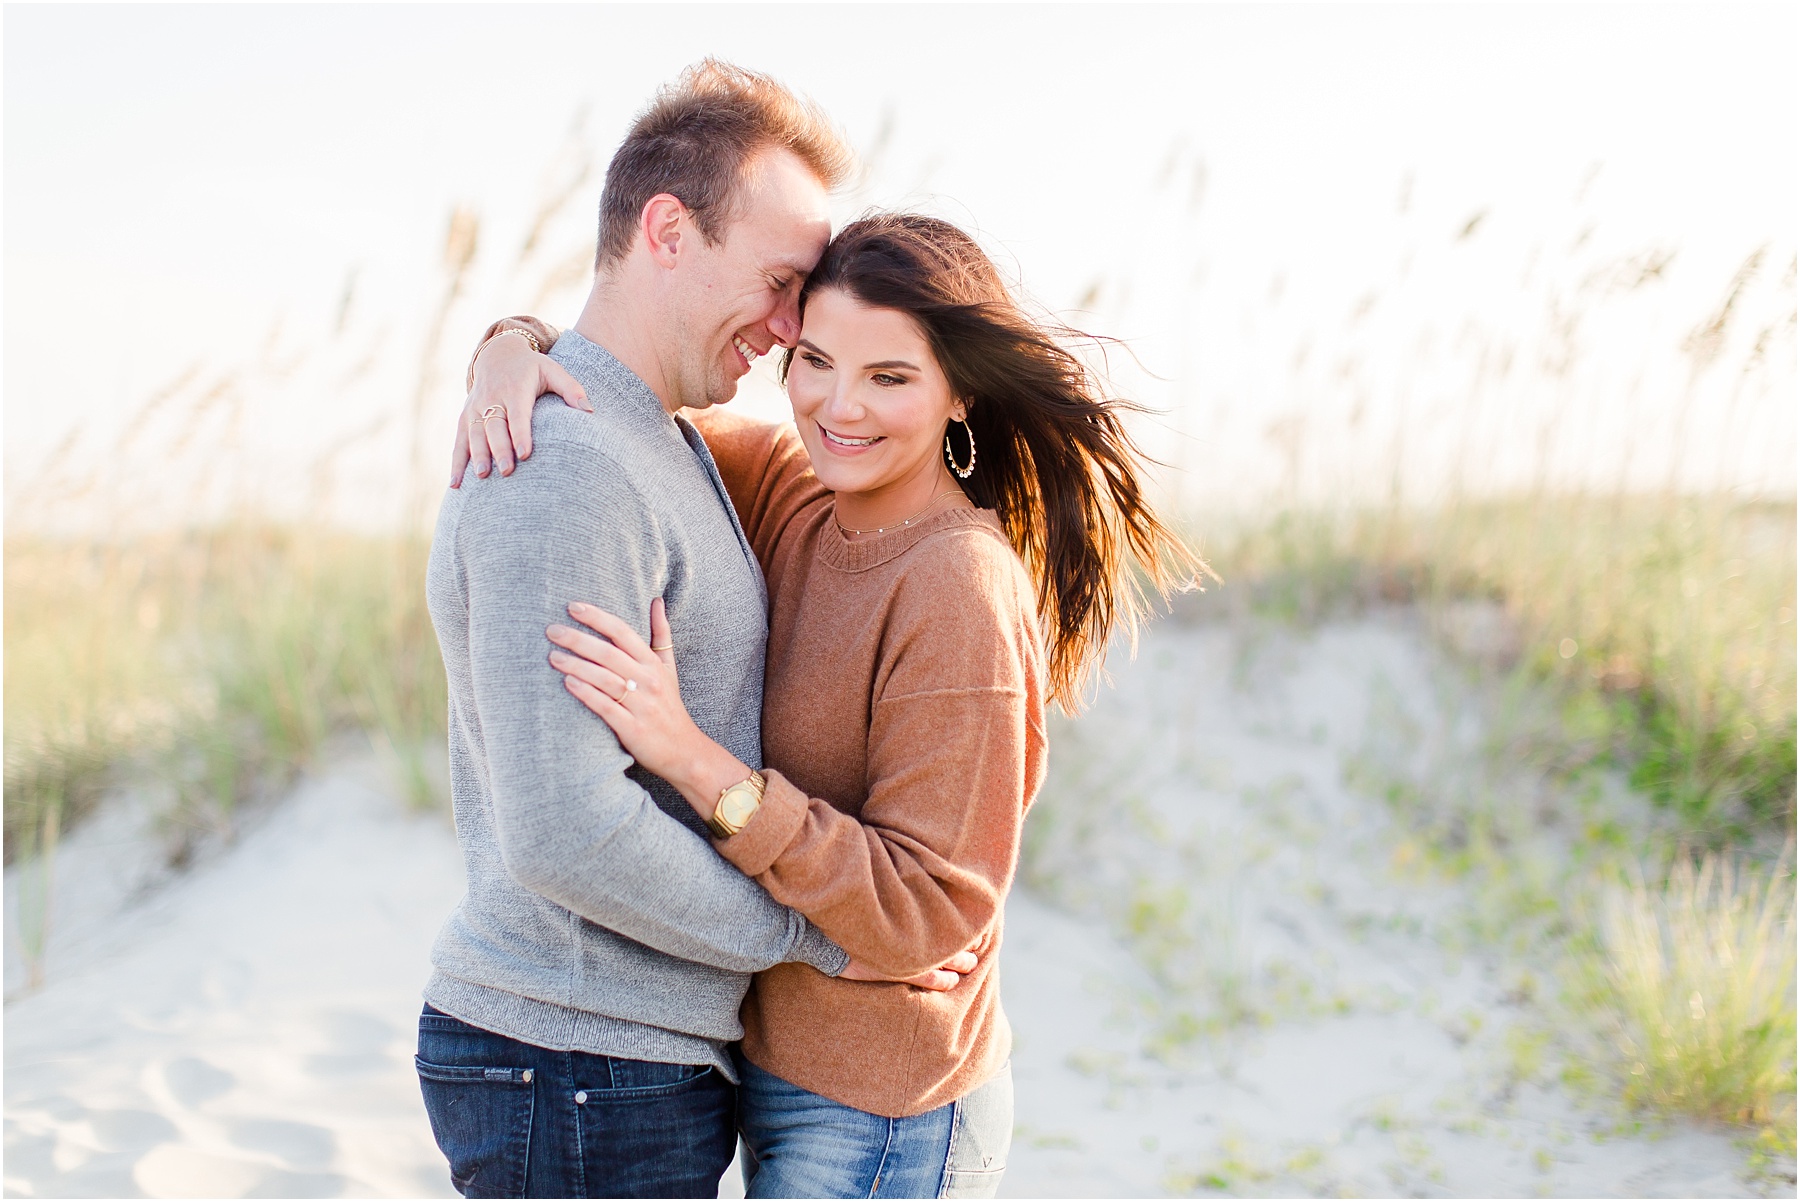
818,423,885,452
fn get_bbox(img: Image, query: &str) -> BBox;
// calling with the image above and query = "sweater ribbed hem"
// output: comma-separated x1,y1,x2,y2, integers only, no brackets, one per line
423,972,738,1083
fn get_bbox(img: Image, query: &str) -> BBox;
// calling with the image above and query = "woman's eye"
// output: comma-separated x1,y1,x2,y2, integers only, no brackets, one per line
802,353,830,370
872,373,906,387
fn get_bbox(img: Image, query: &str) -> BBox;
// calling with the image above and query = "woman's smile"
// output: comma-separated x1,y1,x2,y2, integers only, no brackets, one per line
817,423,885,451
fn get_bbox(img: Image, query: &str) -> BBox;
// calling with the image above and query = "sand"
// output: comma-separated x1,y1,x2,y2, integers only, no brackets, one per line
4,615,1782,1198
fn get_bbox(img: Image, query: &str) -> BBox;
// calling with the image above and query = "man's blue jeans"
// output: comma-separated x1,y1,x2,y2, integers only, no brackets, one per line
737,1055,1012,1198
416,1005,736,1199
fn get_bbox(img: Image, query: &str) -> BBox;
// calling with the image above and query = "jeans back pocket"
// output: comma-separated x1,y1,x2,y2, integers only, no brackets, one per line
939,1062,1013,1199
416,1057,535,1199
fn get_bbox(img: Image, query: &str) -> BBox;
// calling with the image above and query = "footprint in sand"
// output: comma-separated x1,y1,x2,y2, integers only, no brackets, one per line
162,1056,236,1107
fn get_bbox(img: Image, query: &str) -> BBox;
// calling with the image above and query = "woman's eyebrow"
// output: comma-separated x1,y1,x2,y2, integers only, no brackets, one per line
796,339,833,359
864,360,919,371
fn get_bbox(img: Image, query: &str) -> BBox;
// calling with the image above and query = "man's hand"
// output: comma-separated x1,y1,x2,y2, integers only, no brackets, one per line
451,333,590,487
839,949,979,992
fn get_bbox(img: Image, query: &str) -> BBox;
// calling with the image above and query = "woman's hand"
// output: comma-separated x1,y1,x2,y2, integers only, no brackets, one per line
840,950,979,992
451,330,591,488
549,598,749,817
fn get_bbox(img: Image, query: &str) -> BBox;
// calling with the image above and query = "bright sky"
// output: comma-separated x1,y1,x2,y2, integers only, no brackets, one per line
6,3,1795,529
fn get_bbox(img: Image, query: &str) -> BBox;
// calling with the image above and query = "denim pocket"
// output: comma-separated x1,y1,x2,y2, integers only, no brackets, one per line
587,1058,713,1098
416,1057,534,1199
939,1062,1013,1199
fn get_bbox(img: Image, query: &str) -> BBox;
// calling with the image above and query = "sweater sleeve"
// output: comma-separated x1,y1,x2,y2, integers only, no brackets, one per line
713,529,1049,978
689,409,827,575
455,428,845,977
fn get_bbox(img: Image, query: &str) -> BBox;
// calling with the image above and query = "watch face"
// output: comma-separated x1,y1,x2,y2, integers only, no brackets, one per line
722,786,759,827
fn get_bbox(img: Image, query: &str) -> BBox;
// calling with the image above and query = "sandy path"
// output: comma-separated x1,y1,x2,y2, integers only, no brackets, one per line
3,615,1775,1198
998,614,1767,1197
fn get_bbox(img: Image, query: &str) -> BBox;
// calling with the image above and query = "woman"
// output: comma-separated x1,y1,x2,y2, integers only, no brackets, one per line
456,213,1202,1198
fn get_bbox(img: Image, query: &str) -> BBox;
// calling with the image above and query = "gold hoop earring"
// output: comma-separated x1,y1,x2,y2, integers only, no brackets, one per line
945,418,976,479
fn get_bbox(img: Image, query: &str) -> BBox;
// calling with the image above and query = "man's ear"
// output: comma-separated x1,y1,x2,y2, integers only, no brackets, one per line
640,194,687,269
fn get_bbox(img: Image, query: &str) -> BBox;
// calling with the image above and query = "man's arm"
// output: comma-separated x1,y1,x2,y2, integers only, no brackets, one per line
456,431,845,976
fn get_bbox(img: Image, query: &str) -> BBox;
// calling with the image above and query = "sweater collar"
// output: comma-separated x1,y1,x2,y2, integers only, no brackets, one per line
815,504,1005,573
549,330,681,438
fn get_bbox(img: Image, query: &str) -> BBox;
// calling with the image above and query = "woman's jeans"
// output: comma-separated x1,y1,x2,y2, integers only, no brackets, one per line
738,1055,1012,1199
415,1005,735,1198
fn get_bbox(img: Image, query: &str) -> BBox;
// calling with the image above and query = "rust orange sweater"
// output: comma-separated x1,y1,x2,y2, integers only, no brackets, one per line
695,409,1047,1118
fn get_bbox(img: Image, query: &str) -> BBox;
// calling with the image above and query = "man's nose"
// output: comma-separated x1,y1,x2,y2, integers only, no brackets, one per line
767,292,803,349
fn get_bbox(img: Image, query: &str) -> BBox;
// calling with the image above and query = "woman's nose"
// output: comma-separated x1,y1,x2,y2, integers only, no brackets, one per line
821,386,865,423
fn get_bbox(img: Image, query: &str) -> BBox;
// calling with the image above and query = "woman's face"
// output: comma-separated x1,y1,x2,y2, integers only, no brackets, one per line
786,287,964,500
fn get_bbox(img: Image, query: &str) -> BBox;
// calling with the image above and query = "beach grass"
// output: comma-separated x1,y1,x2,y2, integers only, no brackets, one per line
4,529,445,873
1207,493,1796,839
1579,854,1796,1139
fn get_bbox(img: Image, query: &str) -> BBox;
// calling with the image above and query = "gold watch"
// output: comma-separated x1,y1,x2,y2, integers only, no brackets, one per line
706,770,766,838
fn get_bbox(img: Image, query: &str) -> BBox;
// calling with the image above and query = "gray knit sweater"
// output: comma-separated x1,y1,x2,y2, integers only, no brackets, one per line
423,330,846,1078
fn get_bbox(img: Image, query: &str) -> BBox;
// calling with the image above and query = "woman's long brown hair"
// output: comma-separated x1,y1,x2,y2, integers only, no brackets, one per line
782,212,1209,711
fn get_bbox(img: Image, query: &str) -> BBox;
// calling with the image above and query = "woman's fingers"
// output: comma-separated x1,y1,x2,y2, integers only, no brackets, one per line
649,598,674,665
541,358,591,414
547,625,642,682
563,673,630,731
565,602,657,663
484,412,517,477
550,649,628,701
468,412,495,480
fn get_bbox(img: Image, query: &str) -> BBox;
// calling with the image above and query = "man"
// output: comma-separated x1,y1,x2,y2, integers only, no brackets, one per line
419,62,852,1199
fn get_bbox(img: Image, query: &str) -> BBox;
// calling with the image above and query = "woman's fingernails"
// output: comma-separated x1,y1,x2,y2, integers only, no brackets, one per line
568,602,590,614
547,624,570,638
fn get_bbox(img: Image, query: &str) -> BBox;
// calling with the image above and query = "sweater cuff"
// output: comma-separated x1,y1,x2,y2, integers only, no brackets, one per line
714,769,810,878
790,921,849,978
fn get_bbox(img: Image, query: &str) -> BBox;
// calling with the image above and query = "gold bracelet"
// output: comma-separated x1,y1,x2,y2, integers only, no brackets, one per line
466,327,543,392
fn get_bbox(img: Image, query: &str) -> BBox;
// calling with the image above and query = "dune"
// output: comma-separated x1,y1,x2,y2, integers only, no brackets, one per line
4,615,1779,1198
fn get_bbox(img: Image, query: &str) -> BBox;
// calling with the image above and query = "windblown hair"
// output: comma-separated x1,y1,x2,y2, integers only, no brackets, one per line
784,213,1210,711
596,59,854,267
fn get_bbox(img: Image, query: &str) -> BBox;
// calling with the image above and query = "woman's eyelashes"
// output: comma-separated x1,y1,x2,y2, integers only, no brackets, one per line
796,352,907,387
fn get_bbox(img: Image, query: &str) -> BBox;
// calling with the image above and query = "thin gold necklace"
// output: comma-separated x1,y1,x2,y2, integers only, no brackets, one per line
836,489,964,536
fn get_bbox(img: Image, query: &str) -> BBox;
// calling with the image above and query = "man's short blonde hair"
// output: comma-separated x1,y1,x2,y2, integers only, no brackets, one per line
596,59,854,267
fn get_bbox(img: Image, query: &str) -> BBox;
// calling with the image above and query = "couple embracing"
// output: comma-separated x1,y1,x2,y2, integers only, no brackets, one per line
418,60,1200,1199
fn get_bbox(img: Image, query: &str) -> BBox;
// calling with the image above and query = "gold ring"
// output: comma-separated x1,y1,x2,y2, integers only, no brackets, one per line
479,405,506,422
650,644,673,653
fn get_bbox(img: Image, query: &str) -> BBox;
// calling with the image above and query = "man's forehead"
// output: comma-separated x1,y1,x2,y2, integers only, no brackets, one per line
739,149,832,247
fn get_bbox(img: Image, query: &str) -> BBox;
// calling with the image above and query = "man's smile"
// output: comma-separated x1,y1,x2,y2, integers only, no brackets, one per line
731,335,762,372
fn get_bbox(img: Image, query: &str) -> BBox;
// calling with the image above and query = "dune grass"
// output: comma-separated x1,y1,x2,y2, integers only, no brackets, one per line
1209,493,1795,840
1581,855,1796,1138
4,528,444,869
